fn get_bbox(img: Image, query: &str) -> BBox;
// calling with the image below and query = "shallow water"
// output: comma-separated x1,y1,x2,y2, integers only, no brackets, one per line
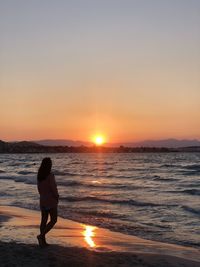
0,153,200,247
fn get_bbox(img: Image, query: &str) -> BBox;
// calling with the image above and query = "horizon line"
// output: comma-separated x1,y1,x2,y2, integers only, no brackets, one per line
1,137,200,143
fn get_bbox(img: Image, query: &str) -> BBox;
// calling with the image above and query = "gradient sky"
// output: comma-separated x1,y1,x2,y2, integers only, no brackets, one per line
0,0,200,142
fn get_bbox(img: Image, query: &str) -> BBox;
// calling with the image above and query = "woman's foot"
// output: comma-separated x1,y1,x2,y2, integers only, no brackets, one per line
37,235,46,248
43,236,50,246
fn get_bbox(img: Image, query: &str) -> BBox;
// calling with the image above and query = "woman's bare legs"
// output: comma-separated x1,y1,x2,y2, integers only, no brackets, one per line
40,209,49,235
38,207,57,247
41,207,57,236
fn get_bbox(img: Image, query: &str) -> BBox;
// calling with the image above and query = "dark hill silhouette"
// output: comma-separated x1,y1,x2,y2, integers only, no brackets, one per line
11,141,42,147
35,139,92,147
0,139,200,153
34,138,200,148
113,138,200,148
0,140,43,153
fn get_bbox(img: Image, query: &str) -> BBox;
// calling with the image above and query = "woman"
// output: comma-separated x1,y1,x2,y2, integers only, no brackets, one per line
37,157,59,247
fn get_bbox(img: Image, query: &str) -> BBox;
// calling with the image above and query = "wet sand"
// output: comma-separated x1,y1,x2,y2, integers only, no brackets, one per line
0,205,200,267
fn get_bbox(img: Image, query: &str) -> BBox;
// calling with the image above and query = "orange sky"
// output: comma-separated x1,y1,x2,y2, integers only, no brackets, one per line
0,1,200,142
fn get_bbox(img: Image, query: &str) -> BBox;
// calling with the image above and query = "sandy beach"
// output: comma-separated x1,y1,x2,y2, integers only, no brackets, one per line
0,205,200,267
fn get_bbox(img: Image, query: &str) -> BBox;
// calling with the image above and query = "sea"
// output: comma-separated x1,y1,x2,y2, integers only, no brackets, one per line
0,153,200,247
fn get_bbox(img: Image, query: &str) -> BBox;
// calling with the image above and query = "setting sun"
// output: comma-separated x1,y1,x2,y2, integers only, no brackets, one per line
93,135,105,146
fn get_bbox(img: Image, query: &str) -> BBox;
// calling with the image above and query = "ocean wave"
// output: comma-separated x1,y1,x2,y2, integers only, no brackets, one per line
9,162,22,166
118,167,143,172
18,170,35,175
60,195,165,207
181,182,200,188
0,173,138,190
74,209,125,219
0,192,11,197
53,170,82,176
91,161,117,166
0,175,16,181
182,206,200,216
61,172,113,178
14,176,36,184
166,189,200,196
180,170,200,176
53,170,69,176
181,189,200,196
180,164,200,176
0,175,36,185
88,183,141,190
53,171,133,179
152,176,177,182
59,180,83,187
24,163,37,167
104,161,117,165
182,164,200,171
58,179,141,190
106,174,133,179
70,161,82,165
161,164,180,168
85,167,113,172
57,209,167,242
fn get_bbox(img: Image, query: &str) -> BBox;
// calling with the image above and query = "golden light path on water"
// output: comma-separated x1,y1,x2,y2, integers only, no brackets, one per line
82,225,96,248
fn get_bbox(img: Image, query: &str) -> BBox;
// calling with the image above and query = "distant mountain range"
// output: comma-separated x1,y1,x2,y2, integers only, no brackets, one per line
35,139,92,147
34,138,200,148
1,139,200,153
113,138,200,148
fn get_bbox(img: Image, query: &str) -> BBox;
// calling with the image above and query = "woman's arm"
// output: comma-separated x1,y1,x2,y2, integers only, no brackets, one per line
49,173,59,200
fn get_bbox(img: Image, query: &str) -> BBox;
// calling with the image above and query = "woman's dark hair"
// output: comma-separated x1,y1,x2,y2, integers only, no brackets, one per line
37,157,52,181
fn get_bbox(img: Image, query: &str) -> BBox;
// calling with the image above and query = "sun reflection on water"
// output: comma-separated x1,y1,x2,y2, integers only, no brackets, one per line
83,225,96,248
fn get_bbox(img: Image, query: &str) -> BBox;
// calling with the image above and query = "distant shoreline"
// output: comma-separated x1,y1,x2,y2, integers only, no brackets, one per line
0,140,200,153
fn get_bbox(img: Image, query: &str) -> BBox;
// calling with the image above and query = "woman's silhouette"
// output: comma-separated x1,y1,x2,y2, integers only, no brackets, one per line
37,157,59,247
